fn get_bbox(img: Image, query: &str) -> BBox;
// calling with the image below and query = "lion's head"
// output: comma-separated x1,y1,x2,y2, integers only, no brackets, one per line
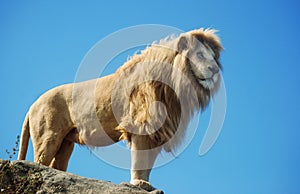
177,28,223,90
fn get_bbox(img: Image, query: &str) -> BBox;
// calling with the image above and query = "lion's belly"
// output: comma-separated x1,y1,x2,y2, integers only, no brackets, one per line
75,104,121,147
79,123,120,147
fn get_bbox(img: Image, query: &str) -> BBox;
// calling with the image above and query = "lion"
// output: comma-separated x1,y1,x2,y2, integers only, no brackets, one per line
18,28,223,192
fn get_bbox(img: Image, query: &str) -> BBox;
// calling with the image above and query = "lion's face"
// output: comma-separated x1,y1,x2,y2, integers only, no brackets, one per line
178,34,221,90
188,40,220,90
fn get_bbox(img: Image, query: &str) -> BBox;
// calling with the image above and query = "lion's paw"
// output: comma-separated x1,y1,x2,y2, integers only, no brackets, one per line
130,179,163,193
131,179,155,191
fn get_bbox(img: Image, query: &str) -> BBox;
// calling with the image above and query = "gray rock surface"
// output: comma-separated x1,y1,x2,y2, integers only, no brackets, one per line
0,159,163,194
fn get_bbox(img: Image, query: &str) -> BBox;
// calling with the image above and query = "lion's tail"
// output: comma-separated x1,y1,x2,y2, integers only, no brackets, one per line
18,113,30,160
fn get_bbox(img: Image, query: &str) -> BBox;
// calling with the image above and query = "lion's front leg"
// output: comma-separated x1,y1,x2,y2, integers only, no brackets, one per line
130,134,161,192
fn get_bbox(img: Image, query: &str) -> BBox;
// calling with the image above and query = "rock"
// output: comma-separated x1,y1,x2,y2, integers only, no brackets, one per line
0,159,163,194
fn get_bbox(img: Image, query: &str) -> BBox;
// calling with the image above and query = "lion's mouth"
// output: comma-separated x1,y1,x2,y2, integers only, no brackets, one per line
197,74,219,90
199,77,213,82
189,64,219,90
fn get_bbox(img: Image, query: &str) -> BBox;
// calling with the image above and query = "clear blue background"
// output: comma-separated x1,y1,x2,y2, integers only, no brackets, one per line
1,1,299,193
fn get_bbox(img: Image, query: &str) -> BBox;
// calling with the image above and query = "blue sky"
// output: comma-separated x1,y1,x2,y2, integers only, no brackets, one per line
1,1,300,193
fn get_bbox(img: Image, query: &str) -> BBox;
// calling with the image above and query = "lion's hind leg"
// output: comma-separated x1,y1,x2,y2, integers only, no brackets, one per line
32,132,64,167
50,139,74,171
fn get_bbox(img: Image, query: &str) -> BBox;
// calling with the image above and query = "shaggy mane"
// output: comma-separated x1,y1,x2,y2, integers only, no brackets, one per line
114,28,223,152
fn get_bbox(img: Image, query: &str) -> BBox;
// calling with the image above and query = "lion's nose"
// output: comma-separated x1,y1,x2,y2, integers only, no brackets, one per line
208,66,219,74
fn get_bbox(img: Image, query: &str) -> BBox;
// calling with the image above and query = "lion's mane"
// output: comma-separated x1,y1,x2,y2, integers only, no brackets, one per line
113,28,223,152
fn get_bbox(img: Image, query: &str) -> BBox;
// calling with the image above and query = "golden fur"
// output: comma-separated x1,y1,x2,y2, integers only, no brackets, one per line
18,28,223,191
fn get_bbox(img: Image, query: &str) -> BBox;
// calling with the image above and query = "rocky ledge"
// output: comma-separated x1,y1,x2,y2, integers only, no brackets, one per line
0,159,163,194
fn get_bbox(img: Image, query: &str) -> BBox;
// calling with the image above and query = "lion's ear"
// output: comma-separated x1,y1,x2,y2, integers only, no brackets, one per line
177,36,188,53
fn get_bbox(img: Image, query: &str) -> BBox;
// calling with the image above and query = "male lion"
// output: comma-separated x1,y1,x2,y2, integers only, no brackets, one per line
18,28,223,192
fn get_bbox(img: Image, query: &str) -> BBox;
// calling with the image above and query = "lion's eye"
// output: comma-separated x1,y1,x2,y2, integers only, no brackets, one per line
197,52,205,60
